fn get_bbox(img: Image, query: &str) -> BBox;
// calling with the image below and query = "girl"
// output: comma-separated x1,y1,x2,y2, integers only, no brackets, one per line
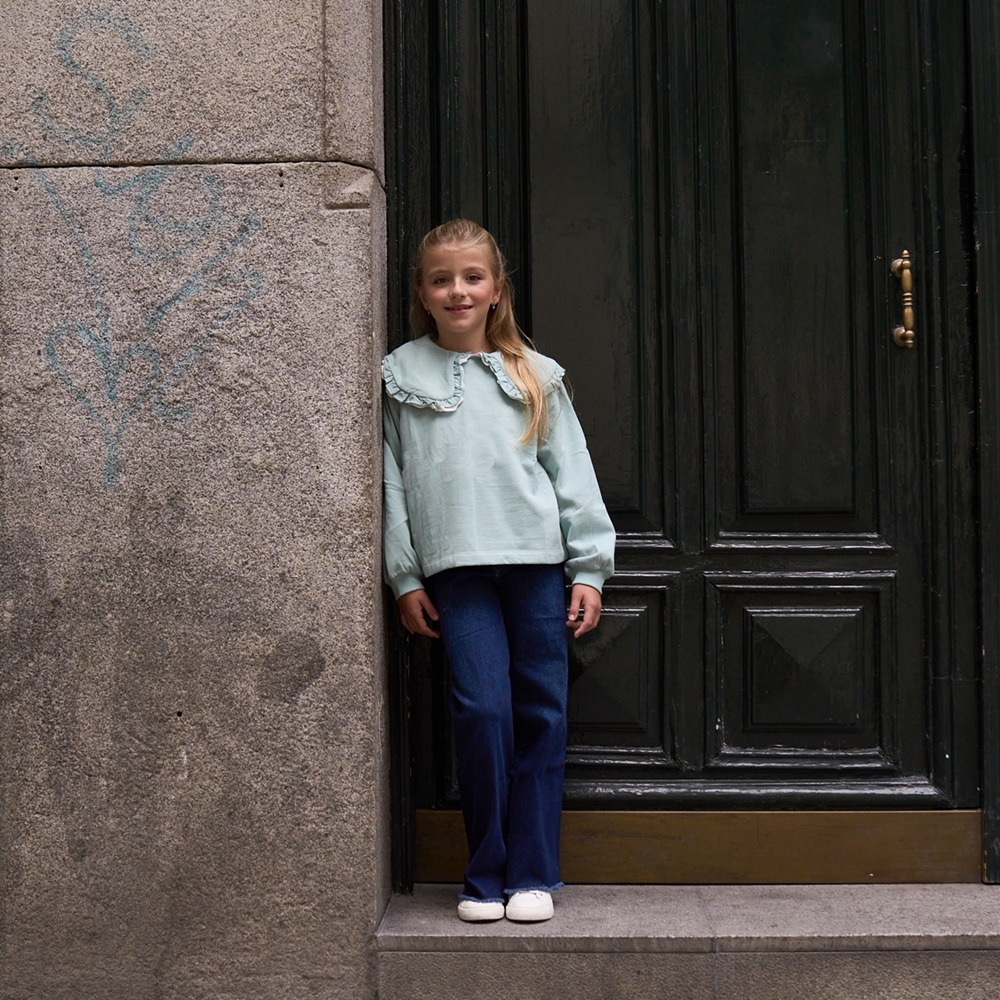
382,219,615,923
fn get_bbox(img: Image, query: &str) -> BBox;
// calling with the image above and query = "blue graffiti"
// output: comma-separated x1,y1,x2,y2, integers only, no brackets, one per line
7,10,264,487
32,10,151,156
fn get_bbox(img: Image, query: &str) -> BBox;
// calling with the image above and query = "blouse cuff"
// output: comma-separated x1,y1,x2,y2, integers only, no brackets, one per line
569,570,607,594
389,573,425,600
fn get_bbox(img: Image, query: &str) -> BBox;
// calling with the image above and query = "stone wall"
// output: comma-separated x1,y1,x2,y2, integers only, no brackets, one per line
0,4,387,998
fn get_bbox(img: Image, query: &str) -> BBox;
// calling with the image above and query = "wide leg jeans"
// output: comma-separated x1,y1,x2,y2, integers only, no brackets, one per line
428,564,568,903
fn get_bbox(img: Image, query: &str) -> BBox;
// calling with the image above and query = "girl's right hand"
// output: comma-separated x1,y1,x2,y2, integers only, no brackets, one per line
397,589,441,638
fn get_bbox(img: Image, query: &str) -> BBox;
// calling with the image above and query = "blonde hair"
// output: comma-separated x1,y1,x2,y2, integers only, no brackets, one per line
411,219,549,443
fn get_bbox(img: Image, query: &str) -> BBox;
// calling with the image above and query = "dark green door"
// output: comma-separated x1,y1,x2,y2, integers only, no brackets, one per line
386,0,977,865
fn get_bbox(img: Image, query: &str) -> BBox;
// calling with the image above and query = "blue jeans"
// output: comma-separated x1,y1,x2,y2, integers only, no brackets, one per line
428,564,568,902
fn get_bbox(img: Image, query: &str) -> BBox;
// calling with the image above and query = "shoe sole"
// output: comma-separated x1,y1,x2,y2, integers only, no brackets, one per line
505,905,554,922
457,903,505,922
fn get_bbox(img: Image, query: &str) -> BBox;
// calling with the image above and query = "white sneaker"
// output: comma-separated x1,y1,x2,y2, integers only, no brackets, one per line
457,898,505,922
504,890,554,922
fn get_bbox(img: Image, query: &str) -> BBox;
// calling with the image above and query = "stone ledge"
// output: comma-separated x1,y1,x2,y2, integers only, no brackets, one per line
377,883,1000,954
324,162,375,208
377,949,1000,1000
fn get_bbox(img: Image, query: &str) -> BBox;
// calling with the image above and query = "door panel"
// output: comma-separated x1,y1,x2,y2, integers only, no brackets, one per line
568,583,673,761
706,574,895,766
731,0,864,518
526,0,667,534
710,0,880,540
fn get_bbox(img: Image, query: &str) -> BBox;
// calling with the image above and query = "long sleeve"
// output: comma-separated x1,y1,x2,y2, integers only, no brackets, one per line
382,394,425,599
535,384,616,591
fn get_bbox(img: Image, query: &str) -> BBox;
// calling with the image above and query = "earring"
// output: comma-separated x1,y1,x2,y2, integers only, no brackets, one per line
425,308,431,314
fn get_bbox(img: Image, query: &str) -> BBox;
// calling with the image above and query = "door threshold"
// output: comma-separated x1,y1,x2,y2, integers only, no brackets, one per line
415,809,983,883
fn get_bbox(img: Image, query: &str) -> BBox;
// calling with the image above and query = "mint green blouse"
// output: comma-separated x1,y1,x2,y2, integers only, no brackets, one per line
382,336,616,599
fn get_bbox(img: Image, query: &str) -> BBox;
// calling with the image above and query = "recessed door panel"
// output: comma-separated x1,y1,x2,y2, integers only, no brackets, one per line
526,0,667,535
735,0,865,518
709,0,879,540
567,584,672,759
706,575,896,770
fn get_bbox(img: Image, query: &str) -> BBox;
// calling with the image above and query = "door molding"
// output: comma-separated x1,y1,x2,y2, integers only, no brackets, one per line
383,0,530,892
970,0,1000,884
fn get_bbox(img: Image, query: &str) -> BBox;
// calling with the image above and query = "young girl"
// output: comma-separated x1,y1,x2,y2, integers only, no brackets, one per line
382,219,615,923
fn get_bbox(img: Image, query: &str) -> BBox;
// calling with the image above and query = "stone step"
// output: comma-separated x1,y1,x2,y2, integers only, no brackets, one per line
376,883,1000,999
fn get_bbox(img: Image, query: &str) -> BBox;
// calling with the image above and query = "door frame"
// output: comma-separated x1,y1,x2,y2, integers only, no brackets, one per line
383,0,995,887
969,0,1000,883
383,0,527,890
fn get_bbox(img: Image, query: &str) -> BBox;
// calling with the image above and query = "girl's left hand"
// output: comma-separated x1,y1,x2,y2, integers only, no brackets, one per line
566,584,602,638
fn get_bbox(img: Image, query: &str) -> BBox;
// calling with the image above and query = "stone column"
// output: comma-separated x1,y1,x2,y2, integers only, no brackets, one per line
0,4,387,998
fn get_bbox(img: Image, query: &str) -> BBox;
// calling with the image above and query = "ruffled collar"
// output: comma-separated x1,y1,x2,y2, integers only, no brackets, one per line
382,335,564,412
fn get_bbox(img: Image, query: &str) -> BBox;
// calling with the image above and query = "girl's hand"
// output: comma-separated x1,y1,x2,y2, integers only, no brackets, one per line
567,584,602,638
398,589,441,638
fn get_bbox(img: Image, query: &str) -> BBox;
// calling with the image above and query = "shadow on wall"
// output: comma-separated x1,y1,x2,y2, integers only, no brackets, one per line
2,9,264,489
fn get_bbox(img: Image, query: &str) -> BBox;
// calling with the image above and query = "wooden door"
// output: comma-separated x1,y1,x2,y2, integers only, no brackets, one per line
385,0,979,882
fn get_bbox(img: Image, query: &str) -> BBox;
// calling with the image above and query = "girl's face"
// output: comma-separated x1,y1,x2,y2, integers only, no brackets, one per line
417,243,502,351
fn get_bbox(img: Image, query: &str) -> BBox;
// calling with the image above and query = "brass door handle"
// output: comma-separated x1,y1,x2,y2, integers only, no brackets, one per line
892,250,914,348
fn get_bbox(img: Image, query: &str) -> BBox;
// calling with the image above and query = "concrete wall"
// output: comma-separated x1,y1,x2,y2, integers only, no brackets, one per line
0,4,387,998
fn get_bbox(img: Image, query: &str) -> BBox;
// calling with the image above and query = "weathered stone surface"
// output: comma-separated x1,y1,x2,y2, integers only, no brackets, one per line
378,886,1000,999
714,952,1000,1000
0,2,382,171
0,159,387,999
378,951,1000,1000
378,884,716,952
378,952,715,1000
326,162,378,209
325,0,383,178
379,883,1000,954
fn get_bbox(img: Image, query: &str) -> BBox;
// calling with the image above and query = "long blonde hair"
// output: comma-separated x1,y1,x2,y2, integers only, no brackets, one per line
411,219,549,443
